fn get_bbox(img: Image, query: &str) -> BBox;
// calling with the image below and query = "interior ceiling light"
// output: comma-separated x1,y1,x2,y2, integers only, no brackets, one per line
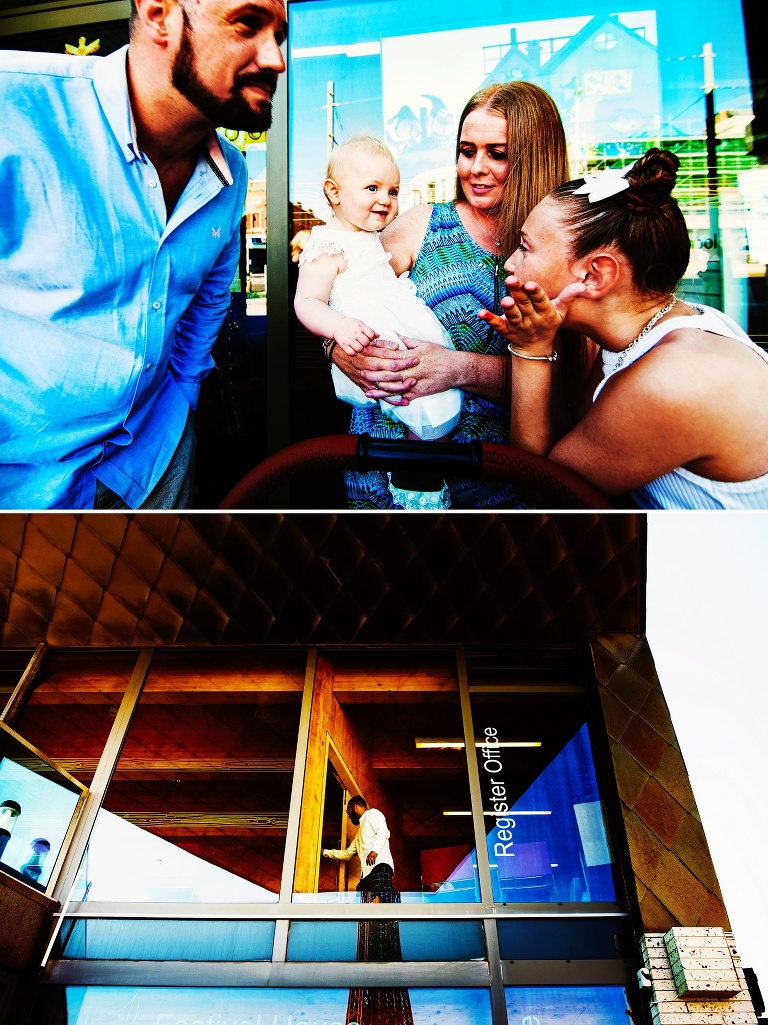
415,738,541,749
442,809,552,816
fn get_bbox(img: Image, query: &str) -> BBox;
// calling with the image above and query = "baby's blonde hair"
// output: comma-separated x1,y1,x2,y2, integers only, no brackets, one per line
324,134,398,205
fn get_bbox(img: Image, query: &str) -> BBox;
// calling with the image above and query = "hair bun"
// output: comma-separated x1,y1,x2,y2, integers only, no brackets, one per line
621,148,679,212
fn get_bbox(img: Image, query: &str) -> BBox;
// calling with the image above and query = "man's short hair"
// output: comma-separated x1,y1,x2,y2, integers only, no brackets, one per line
347,796,368,810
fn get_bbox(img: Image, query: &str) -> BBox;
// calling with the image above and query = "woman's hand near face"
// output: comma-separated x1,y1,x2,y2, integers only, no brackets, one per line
478,275,586,355
479,276,586,455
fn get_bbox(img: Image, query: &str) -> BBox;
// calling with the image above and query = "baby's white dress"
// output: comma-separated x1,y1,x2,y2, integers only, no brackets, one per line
299,223,462,441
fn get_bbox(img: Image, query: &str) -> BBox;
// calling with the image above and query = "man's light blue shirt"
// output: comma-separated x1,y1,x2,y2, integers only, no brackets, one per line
0,45,247,508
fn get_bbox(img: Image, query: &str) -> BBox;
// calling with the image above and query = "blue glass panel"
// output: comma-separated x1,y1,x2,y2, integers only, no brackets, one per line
55,986,493,1024
480,723,617,903
0,741,82,891
497,917,630,960
287,921,358,960
505,985,631,1023
398,921,486,960
287,920,486,961
59,919,275,961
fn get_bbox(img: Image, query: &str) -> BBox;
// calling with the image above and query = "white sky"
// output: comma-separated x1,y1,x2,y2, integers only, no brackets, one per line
646,513,768,997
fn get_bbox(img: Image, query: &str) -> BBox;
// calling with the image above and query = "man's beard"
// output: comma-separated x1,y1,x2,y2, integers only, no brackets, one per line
347,810,360,826
172,11,276,132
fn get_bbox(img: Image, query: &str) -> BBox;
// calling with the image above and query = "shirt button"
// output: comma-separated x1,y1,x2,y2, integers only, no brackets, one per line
148,179,158,188
145,362,153,371
152,301,161,310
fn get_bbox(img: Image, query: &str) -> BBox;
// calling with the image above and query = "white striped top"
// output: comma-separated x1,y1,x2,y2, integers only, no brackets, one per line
594,304,768,509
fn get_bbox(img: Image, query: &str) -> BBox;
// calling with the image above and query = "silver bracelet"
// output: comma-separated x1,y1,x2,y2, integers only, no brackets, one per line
507,343,558,363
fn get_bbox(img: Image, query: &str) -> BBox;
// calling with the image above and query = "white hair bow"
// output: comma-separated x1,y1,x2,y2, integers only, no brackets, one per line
572,163,635,203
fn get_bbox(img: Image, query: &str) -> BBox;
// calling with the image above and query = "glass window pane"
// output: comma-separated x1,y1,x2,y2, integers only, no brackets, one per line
467,689,618,904
38,986,493,1024
497,917,631,959
86,650,305,902
0,649,36,718
10,651,138,787
287,919,486,961
289,0,764,378
0,725,85,892
59,919,275,961
505,985,632,1023
292,653,480,904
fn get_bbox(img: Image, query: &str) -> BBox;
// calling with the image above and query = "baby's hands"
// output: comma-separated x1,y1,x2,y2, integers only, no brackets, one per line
334,318,379,354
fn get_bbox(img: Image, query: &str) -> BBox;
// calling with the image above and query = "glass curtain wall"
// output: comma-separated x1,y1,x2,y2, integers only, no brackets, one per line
291,651,481,905
0,644,638,1025
84,650,306,903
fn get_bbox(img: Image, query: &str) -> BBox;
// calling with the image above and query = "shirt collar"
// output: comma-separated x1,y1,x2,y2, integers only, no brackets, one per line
92,45,141,164
92,43,234,183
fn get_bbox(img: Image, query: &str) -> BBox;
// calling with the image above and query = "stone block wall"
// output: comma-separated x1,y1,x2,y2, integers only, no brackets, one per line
641,929,758,1024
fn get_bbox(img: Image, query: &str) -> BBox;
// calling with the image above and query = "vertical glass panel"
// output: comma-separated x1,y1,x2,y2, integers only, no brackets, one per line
43,987,493,1024
289,0,763,349
10,651,137,787
467,687,618,904
0,725,85,892
293,653,480,903
505,985,632,1023
85,650,305,902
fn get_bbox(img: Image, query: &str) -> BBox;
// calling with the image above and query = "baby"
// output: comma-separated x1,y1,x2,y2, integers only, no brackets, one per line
293,135,462,456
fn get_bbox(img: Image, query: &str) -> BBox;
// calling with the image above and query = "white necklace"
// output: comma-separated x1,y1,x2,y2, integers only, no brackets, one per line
467,204,501,251
613,296,678,370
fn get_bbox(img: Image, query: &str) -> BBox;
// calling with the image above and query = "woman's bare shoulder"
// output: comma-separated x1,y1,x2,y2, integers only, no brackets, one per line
381,205,433,273
605,326,766,412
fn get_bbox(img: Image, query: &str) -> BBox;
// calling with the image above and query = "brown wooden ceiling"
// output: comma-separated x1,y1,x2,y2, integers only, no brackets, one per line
0,513,642,647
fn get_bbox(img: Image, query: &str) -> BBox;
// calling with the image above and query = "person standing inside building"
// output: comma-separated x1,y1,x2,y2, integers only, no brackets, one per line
323,796,395,895
0,0,287,509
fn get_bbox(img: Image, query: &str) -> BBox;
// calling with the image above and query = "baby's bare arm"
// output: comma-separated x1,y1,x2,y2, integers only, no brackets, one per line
294,253,379,353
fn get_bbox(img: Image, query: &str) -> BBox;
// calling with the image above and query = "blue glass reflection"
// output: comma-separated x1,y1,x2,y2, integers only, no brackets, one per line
286,920,485,961
60,920,275,961
0,756,80,890
485,725,616,903
497,917,628,960
505,985,631,1023
61,987,493,1024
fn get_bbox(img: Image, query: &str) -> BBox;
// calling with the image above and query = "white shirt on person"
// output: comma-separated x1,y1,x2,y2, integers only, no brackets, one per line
323,807,394,878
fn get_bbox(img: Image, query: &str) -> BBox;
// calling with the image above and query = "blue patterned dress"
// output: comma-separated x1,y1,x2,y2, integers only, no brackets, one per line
345,202,523,509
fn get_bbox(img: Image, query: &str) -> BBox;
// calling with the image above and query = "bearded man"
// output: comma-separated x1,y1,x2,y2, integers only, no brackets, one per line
0,0,286,508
